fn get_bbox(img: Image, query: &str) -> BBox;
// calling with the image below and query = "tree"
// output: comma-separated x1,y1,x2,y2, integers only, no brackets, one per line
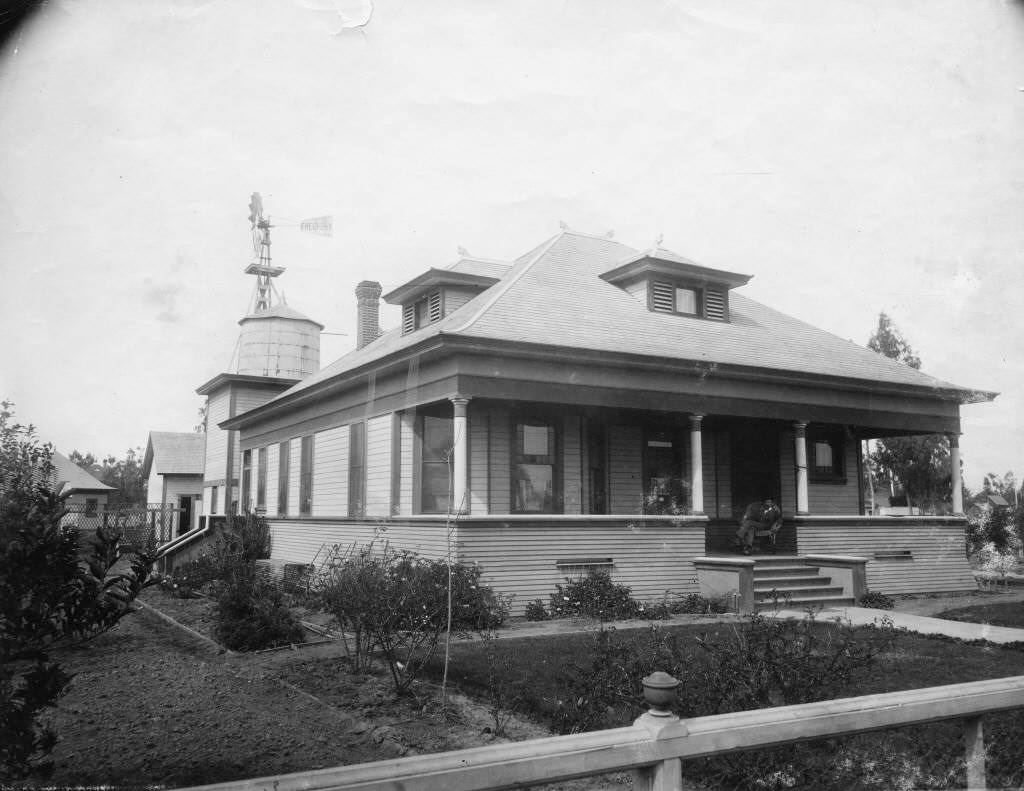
866,313,950,513
0,401,154,780
68,447,147,507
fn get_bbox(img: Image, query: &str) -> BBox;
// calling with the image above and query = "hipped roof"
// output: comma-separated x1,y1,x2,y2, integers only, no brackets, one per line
240,230,996,417
51,451,114,494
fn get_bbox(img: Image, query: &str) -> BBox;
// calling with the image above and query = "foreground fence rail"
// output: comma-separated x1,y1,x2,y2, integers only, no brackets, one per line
175,673,1024,791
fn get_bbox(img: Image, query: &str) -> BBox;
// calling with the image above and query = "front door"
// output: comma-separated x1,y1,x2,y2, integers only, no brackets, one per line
730,422,781,519
178,495,193,536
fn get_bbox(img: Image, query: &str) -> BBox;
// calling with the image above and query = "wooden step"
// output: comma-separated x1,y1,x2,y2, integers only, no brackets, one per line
755,585,845,599
754,575,833,590
755,594,855,610
753,565,819,579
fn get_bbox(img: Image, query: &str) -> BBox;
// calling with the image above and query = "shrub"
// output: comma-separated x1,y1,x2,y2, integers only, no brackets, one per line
318,542,508,693
858,590,895,610
213,574,306,651
549,569,641,621
165,556,218,598
207,512,272,583
524,599,550,621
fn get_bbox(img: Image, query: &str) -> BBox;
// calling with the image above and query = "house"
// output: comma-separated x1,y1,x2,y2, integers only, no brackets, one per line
142,431,207,536
207,229,994,612
51,450,115,526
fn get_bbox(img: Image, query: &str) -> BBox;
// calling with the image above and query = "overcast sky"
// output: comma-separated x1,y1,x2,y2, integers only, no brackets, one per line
1,0,1022,489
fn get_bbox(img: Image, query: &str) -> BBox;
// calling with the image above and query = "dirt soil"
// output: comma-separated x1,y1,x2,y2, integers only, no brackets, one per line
28,589,579,791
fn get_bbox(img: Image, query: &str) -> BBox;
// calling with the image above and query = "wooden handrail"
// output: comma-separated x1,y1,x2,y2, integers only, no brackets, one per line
175,675,1024,791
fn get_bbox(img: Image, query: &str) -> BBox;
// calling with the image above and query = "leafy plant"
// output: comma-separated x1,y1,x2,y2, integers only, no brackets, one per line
857,590,895,610
549,568,641,621
524,599,550,621
0,401,154,780
213,574,306,651
164,556,219,598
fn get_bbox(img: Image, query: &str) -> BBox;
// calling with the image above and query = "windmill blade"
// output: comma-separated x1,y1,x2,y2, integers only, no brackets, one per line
300,215,333,237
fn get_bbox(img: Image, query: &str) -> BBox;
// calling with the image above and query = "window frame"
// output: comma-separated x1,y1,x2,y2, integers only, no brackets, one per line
241,449,252,512
277,440,290,516
401,290,444,334
649,279,703,317
348,422,366,517
418,409,454,515
85,498,98,517
808,426,846,484
256,446,267,510
510,414,562,515
210,485,219,515
299,435,314,516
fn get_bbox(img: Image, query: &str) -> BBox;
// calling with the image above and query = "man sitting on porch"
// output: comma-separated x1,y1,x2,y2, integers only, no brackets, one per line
735,498,783,554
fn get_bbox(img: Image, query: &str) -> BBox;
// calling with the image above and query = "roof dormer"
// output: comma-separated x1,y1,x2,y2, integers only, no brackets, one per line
600,247,752,322
384,257,510,335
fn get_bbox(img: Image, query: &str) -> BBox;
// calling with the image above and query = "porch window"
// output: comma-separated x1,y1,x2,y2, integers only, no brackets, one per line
644,428,687,514
299,435,313,516
256,446,267,509
277,441,290,516
241,449,252,512
348,422,365,517
512,419,559,513
420,413,453,514
809,427,845,482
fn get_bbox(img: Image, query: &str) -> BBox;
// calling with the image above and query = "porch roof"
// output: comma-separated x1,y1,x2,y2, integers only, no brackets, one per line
228,229,995,428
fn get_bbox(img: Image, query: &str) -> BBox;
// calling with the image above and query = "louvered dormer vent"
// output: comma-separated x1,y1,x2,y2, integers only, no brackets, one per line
704,287,727,321
401,290,443,335
651,281,675,313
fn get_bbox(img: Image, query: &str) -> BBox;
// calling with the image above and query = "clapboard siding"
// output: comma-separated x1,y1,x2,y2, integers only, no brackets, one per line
399,411,415,516
458,520,706,616
270,519,451,565
312,426,348,517
488,408,511,513
469,405,489,514
365,414,392,516
203,390,230,486
235,386,276,417
563,415,583,515
608,425,643,514
797,519,975,594
807,441,860,515
265,443,279,516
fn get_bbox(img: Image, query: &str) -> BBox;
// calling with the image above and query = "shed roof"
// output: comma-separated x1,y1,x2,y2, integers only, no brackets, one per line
142,431,206,478
246,229,996,413
51,451,115,494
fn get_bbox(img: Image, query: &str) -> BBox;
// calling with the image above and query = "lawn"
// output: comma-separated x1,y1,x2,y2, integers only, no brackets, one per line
936,599,1024,629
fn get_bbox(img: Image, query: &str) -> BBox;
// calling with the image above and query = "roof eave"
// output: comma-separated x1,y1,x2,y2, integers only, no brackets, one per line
600,257,753,289
382,269,500,304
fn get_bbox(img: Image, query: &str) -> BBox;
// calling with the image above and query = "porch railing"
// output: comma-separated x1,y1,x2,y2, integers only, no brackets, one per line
177,674,1024,791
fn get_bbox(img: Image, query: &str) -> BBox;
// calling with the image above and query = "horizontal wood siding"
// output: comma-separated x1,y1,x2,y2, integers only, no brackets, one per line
807,440,860,515
608,425,643,514
265,443,278,516
312,426,348,517
365,414,392,517
458,521,705,616
797,519,976,594
234,386,276,417
164,475,202,503
270,519,451,565
203,390,230,486
399,411,415,517
469,405,489,515
488,408,511,513
563,414,583,515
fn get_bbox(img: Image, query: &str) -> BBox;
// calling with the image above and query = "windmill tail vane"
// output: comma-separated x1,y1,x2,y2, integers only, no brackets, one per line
299,215,334,237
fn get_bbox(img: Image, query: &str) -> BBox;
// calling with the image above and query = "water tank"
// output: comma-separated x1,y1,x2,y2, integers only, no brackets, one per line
236,304,323,378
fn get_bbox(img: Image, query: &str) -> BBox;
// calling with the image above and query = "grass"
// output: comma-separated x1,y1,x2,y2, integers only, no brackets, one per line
936,600,1024,629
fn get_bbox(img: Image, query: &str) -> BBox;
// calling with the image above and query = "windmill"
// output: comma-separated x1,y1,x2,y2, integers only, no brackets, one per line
244,192,333,312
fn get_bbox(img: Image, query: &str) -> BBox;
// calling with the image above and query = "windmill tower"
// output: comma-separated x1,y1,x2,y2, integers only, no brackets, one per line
195,193,328,518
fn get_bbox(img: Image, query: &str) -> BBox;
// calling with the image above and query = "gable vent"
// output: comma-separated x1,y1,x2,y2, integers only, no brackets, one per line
704,288,727,321
402,303,416,334
651,281,674,313
428,291,442,323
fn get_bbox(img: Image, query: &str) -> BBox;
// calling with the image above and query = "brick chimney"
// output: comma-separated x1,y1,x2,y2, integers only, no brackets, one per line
355,280,382,350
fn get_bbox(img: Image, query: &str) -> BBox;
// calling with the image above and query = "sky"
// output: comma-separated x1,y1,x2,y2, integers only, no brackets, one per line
1,0,1022,490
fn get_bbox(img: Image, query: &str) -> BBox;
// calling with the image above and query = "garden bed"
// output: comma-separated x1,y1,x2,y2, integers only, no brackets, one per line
935,600,1024,629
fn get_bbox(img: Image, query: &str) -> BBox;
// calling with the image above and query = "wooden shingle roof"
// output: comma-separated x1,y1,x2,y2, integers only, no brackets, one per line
51,451,114,495
257,229,995,408
142,432,206,478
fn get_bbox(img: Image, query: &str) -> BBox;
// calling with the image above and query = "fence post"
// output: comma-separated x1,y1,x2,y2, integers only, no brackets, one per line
632,672,686,791
964,715,986,790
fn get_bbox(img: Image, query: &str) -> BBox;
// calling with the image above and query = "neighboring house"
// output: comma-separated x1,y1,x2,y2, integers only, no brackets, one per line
206,229,995,612
142,431,207,536
51,450,115,526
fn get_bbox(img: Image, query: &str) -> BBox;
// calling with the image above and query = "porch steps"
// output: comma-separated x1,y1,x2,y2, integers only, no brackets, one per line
751,556,854,610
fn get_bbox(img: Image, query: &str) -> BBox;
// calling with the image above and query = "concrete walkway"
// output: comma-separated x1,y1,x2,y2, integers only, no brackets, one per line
771,596,1024,645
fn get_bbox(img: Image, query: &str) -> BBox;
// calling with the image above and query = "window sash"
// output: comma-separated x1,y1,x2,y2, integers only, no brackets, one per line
511,419,559,514
421,414,453,514
256,447,267,508
278,441,290,516
299,435,314,516
348,423,365,517
241,449,252,512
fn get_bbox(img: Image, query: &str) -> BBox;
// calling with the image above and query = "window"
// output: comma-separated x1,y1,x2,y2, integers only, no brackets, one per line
651,281,702,317
402,291,443,334
210,486,219,515
241,449,252,512
278,441,290,516
644,429,686,514
511,418,559,513
299,435,313,516
85,498,98,517
420,413,453,514
256,446,267,509
675,287,698,315
348,422,365,517
809,427,845,482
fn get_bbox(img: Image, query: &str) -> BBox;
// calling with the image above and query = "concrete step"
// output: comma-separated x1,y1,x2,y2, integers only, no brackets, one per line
753,565,819,578
754,575,833,590
755,585,845,600
747,555,802,566
756,594,855,610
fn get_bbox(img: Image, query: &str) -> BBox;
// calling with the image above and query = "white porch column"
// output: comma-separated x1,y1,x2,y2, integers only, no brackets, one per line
451,396,470,514
794,421,809,515
949,433,963,514
689,414,704,515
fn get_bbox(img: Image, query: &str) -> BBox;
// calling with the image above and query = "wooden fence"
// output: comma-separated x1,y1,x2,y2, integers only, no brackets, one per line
64,505,185,546
176,673,1024,791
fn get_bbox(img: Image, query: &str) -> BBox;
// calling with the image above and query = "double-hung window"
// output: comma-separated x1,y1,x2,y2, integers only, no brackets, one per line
256,446,267,510
241,449,252,512
278,441,290,516
511,418,559,513
299,435,314,516
809,427,845,482
420,413,453,514
348,422,365,517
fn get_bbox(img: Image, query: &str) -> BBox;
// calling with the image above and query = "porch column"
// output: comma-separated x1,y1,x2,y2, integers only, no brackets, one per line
794,421,809,514
689,414,704,515
451,396,470,514
949,433,963,514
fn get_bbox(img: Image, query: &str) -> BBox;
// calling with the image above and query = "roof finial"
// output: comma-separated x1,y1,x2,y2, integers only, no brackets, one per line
457,246,469,257
605,230,615,239
559,220,569,231
654,233,664,248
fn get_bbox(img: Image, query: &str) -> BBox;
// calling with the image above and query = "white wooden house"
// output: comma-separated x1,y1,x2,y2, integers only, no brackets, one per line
215,229,995,611
51,450,114,526
142,431,207,535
